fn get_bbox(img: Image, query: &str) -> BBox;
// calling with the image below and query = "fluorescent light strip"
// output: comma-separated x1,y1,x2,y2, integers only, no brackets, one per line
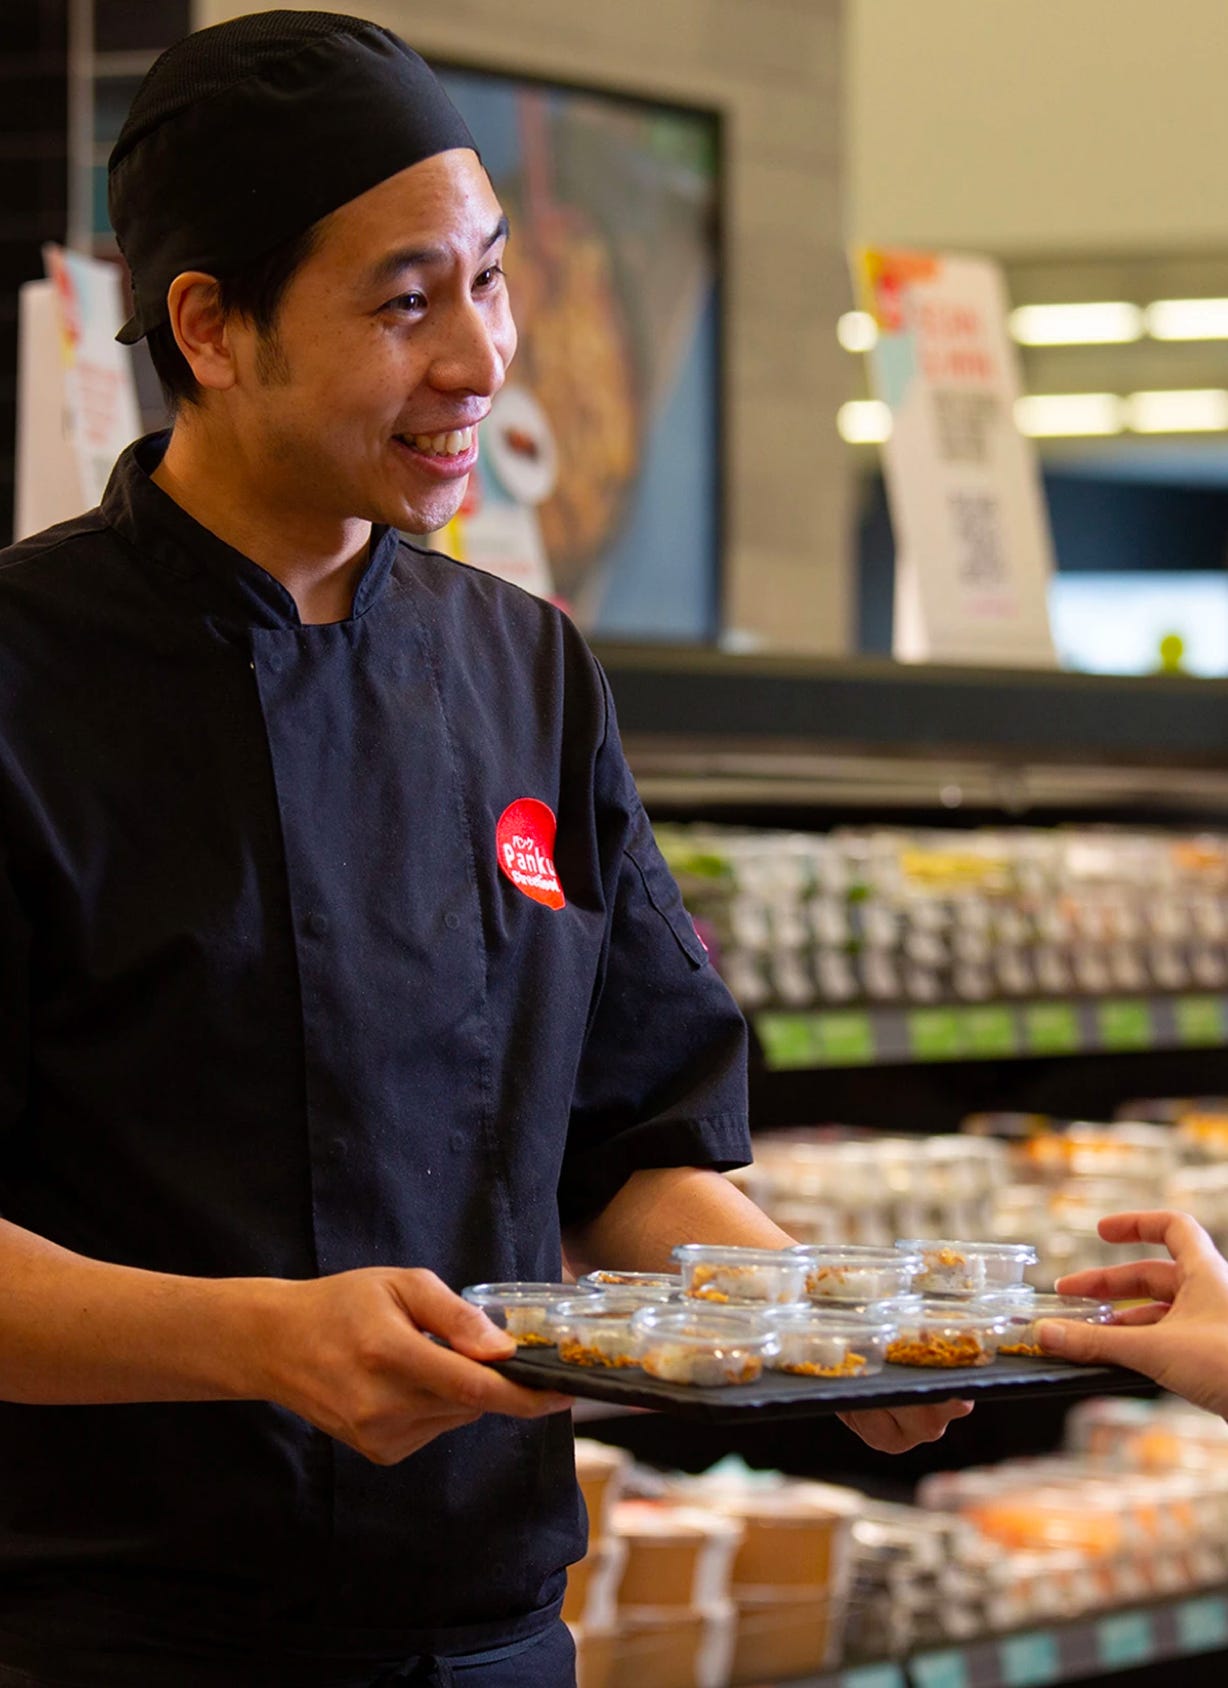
837,310,879,353
1015,394,1125,437
1145,298,1228,341
836,400,891,444
1126,388,1228,432
1009,302,1143,346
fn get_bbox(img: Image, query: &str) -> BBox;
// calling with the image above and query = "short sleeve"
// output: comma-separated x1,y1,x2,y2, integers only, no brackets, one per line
558,669,751,1228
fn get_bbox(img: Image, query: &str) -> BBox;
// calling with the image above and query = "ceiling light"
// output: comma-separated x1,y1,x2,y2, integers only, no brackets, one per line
837,400,891,444
1014,394,1125,437
1009,303,1144,346
1145,299,1228,340
837,310,879,353
1126,389,1228,432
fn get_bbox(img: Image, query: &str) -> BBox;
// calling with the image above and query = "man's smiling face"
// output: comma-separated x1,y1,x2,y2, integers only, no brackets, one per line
224,148,516,535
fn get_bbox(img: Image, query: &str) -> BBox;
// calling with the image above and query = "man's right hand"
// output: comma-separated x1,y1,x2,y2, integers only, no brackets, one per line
256,1268,574,1464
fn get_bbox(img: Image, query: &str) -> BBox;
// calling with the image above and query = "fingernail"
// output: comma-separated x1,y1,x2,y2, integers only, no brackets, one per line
1036,1320,1066,1352
476,1320,515,1351
545,1394,576,1413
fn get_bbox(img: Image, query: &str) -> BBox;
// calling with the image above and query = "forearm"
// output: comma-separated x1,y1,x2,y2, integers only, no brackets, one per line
563,1165,794,1278
0,1217,282,1406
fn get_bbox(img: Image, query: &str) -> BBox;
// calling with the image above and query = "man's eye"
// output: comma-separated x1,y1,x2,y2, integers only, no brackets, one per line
385,291,427,313
475,265,505,289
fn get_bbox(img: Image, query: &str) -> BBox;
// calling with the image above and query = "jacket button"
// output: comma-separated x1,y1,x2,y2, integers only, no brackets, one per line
307,912,329,937
444,912,461,932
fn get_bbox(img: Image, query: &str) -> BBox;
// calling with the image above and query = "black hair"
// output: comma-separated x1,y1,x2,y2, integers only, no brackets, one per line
144,220,321,412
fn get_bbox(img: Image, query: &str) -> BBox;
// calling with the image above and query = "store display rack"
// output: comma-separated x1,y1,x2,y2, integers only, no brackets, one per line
779,1589,1228,1688
755,993,1228,1071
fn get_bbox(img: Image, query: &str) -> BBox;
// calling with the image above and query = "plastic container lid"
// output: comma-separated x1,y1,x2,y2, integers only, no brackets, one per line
896,1239,1038,1294
762,1306,896,1378
792,1245,921,1304
631,1304,778,1387
461,1281,596,1344
672,1244,809,1305
991,1293,1114,1356
578,1270,681,1300
548,1294,644,1369
885,1299,1010,1368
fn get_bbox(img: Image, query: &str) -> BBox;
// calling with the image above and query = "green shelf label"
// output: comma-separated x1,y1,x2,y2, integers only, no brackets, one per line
963,1005,1017,1057
755,1013,822,1070
842,1666,906,1688
814,1011,876,1065
908,1008,964,1061
911,1651,969,1688
1098,1610,1153,1667
1001,1630,1060,1686
1177,1593,1228,1652
1024,1002,1080,1054
1098,999,1154,1050
1176,995,1226,1047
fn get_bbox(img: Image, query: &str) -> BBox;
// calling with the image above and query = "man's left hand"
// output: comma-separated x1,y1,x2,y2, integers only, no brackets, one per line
837,1398,974,1452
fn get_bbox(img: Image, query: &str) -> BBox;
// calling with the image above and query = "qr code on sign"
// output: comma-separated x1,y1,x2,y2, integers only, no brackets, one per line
951,492,1006,588
933,390,999,465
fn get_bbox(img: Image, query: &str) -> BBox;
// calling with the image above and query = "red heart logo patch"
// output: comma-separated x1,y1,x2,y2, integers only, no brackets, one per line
496,798,565,910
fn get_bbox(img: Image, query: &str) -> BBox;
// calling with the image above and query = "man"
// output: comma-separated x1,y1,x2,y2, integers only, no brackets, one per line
0,12,968,1684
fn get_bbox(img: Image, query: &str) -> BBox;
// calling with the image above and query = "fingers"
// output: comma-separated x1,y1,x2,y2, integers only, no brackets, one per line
1036,1315,1158,1374
404,1330,574,1420
1097,1211,1219,1262
838,1399,974,1453
1110,1301,1172,1326
1055,1259,1180,1303
389,1269,515,1360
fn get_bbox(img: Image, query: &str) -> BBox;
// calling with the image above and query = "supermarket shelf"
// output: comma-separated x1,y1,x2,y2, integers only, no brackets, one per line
781,1589,1228,1687
754,993,1228,1071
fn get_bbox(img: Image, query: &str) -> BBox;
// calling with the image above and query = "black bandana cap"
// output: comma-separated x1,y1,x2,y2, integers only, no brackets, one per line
108,10,477,345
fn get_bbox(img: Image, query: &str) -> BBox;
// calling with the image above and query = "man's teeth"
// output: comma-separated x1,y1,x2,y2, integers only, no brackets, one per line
404,427,473,456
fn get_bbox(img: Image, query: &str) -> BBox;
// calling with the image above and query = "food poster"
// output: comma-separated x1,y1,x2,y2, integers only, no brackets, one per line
854,247,1056,667
434,69,721,641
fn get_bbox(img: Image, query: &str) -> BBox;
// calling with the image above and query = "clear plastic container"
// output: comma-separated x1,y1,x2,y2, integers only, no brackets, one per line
896,1239,1038,1297
762,1308,895,1378
548,1294,643,1369
989,1293,1114,1358
578,1270,681,1300
631,1305,778,1387
885,1300,1009,1368
461,1281,595,1346
792,1245,920,1304
672,1244,809,1306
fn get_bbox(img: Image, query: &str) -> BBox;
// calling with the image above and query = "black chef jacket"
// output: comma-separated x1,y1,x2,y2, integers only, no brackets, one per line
0,435,750,1672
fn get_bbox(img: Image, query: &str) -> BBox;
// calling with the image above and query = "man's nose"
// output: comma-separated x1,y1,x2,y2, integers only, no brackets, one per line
430,301,511,397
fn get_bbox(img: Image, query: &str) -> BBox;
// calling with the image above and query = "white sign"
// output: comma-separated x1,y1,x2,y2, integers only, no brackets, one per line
855,248,1056,667
13,246,141,542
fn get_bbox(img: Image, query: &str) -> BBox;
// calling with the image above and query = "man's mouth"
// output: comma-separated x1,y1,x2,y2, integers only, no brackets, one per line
396,427,475,457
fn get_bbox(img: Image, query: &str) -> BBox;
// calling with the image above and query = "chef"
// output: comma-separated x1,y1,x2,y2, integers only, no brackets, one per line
0,12,969,1685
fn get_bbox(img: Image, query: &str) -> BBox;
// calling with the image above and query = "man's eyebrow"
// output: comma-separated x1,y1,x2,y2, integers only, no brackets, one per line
362,216,510,291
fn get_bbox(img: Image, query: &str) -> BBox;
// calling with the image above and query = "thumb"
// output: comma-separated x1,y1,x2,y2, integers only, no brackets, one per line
394,1272,516,1358
1037,1317,1142,1369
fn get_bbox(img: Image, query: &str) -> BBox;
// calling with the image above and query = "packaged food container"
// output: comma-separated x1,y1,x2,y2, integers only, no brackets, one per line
762,1308,895,1378
885,1300,1009,1368
989,1293,1114,1358
548,1294,642,1369
631,1305,778,1387
896,1239,1038,1296
578,1270,681,1301
793,1245,920,1305
672,1243,808,1306
461,1281,595,1346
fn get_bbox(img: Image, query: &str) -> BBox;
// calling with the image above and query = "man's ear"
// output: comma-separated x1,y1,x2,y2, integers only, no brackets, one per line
165,272,236,392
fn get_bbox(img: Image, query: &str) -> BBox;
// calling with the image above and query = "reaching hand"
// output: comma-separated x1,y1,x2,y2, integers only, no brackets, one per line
1039,1210,1228,1418
838,1398,975,1452
258,1267,574,1464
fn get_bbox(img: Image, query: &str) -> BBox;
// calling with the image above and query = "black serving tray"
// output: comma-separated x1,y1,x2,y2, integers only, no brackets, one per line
493,1348,1151,1423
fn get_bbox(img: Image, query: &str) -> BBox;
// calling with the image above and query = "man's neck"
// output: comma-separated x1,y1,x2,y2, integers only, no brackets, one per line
150,425,373,625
